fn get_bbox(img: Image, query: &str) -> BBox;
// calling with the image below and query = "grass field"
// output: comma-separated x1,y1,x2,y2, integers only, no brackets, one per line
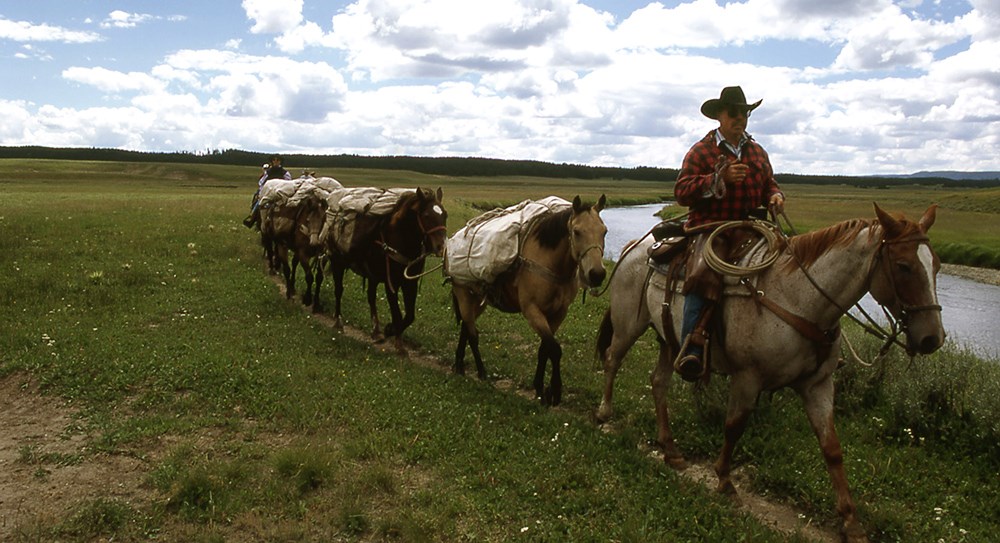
2,159,999,542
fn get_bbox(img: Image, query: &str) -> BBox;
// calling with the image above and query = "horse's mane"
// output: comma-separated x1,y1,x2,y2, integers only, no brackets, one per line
388,188,431,228
783,218,881,270
531,207,573,249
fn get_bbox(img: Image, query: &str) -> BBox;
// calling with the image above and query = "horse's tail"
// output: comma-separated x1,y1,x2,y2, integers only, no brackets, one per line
595,307,613,362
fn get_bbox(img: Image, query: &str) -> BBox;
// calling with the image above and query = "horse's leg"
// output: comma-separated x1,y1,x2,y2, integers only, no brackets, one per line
596,307,649,423
330,261,345,329
298,253,313,307
714,373,761,495
288,252,299,300
451,286,488,379
523,305,559,405
384,279,417,347
367,281,385,342
798,377,869,543
648,336,687,469
311,257,323,313
383,283,407,354
278,246,293,297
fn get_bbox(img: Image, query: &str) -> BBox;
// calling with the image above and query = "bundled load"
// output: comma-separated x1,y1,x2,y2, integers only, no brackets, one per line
444,196,571,286
321,187,415,255
287,174,343,207
258,178,304,208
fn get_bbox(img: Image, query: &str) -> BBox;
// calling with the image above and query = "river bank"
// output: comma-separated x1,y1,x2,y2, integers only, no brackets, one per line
941,263,1000,286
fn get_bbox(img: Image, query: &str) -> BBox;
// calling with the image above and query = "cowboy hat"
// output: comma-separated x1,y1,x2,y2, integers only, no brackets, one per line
701,86,762,120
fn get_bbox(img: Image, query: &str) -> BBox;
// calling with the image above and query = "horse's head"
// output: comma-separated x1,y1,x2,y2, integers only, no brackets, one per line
415,187,447,257
570,194,608,288
869,203,945,355
302,197,329,248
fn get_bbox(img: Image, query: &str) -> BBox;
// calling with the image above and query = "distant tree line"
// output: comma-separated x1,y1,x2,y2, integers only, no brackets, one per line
2,145,998,188
0,145,677,182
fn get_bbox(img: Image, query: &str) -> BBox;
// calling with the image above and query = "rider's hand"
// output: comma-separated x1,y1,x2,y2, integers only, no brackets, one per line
769,193,785,214
725,163,749,185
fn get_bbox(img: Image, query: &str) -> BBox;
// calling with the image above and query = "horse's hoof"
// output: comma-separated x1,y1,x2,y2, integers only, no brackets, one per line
841,521,870,543
595,403,613,423
716,479,737,496
664,454,689,471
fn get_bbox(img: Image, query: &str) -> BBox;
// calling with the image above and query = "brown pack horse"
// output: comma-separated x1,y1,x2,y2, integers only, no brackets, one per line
326,187,447,352
260,194,327,307
595,204,944,542
451,195,608,405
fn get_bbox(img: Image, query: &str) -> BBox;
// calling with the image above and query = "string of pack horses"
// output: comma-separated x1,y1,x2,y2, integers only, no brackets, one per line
243,167,944,543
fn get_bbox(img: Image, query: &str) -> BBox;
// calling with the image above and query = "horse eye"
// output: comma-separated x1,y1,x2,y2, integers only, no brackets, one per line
896,262,912,274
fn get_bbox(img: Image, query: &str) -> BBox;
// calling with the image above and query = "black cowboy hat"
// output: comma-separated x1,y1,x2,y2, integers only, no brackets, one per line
701,86,762,120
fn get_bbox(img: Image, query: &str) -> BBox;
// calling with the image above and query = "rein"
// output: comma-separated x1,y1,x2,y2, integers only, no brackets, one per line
374,204,448,291
785,229,941,358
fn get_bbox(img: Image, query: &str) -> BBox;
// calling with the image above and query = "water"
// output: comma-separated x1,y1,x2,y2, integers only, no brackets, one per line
601,204,1000,360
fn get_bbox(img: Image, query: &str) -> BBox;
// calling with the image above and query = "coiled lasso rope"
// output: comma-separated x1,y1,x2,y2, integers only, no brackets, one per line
703,219,785,276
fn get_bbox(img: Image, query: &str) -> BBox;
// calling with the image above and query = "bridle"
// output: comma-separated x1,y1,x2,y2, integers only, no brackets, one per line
787,227,942,358
375,201,448,287
521,211,605,286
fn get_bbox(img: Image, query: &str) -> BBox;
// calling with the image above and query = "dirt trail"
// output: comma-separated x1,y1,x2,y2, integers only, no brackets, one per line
0,376,153,539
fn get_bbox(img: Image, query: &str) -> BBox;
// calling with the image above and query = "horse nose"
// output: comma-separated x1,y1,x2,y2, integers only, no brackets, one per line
588,267,606,287
917,334,943,355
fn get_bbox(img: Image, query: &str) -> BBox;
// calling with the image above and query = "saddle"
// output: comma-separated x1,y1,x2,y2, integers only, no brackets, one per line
644,213,775,380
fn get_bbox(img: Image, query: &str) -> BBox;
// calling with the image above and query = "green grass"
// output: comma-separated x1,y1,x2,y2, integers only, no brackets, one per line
1,158,999,542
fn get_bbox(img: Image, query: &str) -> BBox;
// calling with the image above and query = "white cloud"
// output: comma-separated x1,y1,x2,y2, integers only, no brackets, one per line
101,10,154,29
62,67,164,94
2,0,997,175
0,16,101,43
243,0,305,34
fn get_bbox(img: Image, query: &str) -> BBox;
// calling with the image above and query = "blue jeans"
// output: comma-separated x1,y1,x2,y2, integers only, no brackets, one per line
681,292,705,357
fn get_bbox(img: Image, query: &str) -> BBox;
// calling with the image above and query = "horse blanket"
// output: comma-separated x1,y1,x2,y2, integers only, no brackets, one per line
321,187,415,254
445,196,571,286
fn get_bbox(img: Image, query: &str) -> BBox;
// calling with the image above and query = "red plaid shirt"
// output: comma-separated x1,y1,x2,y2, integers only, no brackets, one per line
675,130,782,228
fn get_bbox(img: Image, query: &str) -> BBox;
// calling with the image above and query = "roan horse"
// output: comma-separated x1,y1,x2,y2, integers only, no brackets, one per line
451,195,608,405
595,204,944,542
326,187,447,352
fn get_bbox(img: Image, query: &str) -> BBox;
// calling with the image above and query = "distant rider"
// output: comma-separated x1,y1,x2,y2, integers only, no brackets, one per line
243,154,292,229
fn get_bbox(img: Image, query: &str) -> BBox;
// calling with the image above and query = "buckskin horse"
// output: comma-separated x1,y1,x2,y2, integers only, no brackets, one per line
450,195,608,405
326,187,447,353
594,204,944,542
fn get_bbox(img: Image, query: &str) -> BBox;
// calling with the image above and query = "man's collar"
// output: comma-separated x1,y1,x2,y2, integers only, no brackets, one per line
714,129,750,148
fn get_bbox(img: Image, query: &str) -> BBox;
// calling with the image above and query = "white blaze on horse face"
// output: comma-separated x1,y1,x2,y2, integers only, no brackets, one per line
433,205,443,215
917,244,939,304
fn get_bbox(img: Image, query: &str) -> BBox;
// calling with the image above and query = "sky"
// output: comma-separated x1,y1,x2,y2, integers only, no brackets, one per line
1,0,998,176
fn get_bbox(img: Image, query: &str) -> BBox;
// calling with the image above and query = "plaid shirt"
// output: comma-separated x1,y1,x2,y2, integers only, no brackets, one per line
675,130,782,228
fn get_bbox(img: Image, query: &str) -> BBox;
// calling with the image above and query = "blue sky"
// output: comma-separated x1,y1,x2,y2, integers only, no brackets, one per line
1,0,997,175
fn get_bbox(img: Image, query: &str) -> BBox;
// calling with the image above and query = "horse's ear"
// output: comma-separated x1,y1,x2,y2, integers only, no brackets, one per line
573,195,583,211
436,187,443,203
596,194,607,212
874,203,903,237
415,187,426,202
919,204,937,233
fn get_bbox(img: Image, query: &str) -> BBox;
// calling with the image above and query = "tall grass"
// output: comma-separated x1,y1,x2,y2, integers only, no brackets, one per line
2,159,999,542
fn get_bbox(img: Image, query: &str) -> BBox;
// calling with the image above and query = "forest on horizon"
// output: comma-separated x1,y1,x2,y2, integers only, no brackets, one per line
3,145,998,188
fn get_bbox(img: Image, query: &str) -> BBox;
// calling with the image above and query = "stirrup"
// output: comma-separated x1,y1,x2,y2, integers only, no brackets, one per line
672,334,706,382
